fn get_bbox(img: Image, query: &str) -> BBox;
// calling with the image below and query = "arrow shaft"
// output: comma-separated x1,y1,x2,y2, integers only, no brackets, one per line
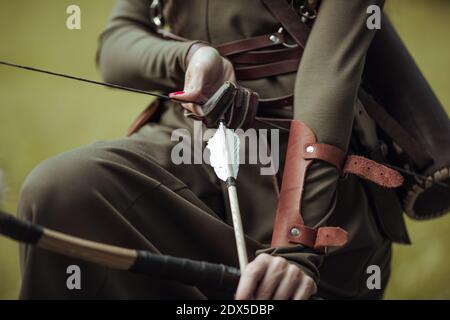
218,122,248,271
226,182,248,271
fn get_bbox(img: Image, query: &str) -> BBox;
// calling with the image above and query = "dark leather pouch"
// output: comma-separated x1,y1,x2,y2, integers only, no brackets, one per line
186,82,259,130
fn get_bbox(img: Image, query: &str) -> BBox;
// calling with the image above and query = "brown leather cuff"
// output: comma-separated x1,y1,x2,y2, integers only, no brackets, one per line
271,120,349,249
271,120,404,250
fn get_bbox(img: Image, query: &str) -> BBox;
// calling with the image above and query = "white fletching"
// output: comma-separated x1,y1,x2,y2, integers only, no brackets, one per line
207,122,240,181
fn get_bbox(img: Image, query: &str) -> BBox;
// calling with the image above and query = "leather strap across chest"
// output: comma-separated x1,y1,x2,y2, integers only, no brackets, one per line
151,0,308,107
215,0,310,108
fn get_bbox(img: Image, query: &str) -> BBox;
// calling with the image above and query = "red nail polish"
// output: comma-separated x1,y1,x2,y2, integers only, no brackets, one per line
169,91,184,97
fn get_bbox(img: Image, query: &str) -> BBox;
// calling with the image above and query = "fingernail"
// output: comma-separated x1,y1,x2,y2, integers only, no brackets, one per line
169,91,185,97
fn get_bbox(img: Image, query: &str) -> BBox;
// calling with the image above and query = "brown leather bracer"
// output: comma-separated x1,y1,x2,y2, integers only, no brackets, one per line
271,120,404,249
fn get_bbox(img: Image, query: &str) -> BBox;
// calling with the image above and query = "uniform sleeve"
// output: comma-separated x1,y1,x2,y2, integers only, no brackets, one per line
294,0,384,149
97,0,200,91
259,0,384,282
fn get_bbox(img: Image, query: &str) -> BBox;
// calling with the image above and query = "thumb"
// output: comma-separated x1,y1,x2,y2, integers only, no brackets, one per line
170,69,208,104
169,88,208,103
169,89,207,115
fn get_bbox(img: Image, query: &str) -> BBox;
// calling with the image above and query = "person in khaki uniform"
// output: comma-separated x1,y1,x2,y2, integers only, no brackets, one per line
18,0,406,299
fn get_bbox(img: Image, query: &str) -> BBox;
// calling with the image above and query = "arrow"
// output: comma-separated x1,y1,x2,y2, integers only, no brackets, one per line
207,121,248,272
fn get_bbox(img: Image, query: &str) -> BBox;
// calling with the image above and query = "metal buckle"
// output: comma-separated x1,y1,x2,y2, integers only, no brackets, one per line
299,5,317,24
277,27,299,48
150,0,164,29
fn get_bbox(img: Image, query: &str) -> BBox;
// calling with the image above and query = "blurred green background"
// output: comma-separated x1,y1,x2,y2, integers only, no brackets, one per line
0,0,448,299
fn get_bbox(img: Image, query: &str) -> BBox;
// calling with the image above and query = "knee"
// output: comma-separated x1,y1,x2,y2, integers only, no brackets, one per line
18,147,105,225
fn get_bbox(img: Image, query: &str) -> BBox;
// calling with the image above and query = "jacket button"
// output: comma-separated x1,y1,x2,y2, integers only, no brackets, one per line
290,227,301,237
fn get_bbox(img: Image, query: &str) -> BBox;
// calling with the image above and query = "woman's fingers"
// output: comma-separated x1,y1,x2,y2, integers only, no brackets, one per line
254,256,288,300
235,254,271,300
169,89,207,115
181,103,204,115
168,46,236,116
292,275,317,300
271,264,303,300
169,64,209,116
235,253,318,300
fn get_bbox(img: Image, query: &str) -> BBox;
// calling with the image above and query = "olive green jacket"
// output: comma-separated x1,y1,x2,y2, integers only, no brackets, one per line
97,0,393,298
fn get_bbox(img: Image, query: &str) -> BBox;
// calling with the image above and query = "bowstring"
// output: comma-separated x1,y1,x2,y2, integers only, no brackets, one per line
2,60,449,189
0,60,198,104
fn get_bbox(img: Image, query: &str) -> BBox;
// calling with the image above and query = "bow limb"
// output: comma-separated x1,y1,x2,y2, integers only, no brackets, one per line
0,210,240,292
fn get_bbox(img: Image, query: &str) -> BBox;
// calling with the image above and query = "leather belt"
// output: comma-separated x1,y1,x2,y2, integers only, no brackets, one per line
230,47,303,65
216,32,286,56
235,59,300,80
259,95,293,109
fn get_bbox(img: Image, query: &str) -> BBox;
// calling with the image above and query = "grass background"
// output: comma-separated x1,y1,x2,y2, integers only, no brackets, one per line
0,0,449,299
